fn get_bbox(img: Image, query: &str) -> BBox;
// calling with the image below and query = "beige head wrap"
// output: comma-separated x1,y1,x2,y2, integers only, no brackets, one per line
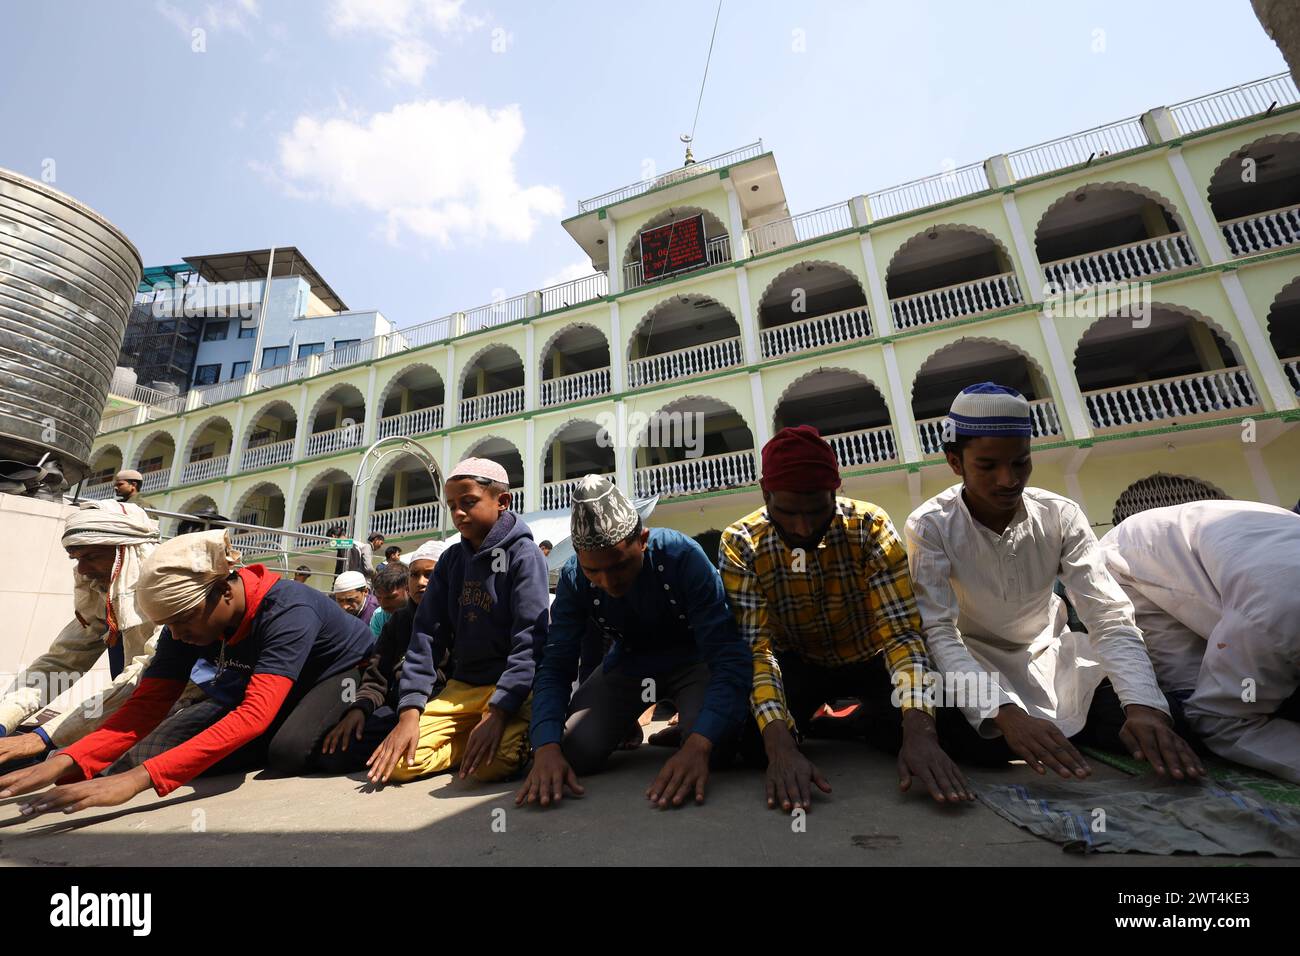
62,501,159,640
137,529,243,623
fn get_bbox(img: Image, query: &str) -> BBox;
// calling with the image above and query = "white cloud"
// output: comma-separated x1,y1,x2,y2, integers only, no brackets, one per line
328,0,485,85
271,99,564,247
156,0,260,35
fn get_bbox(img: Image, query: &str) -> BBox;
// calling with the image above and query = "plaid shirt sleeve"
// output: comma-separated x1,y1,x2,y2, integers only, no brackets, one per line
720,525,795,733
859,507,933,716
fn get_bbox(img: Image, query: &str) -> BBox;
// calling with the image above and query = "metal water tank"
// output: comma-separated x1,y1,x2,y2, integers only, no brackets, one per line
0,167,142,486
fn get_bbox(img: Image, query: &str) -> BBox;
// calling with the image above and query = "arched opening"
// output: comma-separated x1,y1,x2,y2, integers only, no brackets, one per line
369,453,443,538
463,436,525,513
773,369,896,467
1035,184,1196,290
84,446,123,496
172,494,220,537
132,432,175,493
757,261,871,357
459,346,525,425
886,226,1021,330
1208,135,1300,256
180,417,233,485
911,340,1060,456
241,400,298,470
1112,474,1230,526
539,324,611,406
621,206,731,289
541,419,616,509
633,396,756,499
297,469,355,537
230,482,288,555
1073,306,1259,429
378,365,446,439
1266,277,1300,394
627,295,743,388
306,384,366,457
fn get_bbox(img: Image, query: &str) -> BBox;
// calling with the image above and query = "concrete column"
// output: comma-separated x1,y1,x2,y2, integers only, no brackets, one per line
524,324,538,411
983,154,1015,189
735,266,760,365
1219,271,1297,409
361,365,380,445
524,418,538,512
849,195,871,228
748,372,771,451
1166,146,1230,264
443,344,457,428
291,383,311,461
226,401,246,477
1189,322,1227,371
605,216,621,295
1036,314,1093,439
167,419,188,488
722,178,748,259
1000,193,1044,304
881,343,919,462
1062,446,1092,514
614,400,633,494
609,301,625,392
1140,106,1179,144
1244,445,1281,505
858,232,892,335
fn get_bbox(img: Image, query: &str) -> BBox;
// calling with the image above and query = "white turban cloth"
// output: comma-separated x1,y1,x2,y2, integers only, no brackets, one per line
61,502,160,643
137,529,243,624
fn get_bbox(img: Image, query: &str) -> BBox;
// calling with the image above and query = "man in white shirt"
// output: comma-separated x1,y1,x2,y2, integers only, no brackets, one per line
904,383,1202,781
1100,500,1300,783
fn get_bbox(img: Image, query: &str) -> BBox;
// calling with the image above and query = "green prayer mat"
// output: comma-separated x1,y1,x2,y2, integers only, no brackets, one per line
1080,746,1300,808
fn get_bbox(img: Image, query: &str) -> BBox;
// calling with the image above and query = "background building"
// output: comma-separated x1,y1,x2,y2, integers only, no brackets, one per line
82,73,1300,559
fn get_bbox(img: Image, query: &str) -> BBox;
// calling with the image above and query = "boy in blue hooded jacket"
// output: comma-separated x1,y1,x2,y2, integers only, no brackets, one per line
366,458,549,784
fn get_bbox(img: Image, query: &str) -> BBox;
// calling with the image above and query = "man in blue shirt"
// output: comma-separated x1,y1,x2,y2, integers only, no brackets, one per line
516,475,752,810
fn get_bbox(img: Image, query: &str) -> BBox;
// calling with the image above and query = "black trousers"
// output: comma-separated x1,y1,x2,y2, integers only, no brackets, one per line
312,705,400,774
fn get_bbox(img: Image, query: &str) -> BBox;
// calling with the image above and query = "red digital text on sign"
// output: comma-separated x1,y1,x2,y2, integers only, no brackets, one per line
640,216,707,280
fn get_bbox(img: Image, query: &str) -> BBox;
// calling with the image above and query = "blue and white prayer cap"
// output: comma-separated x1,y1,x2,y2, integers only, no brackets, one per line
945,382,1032,438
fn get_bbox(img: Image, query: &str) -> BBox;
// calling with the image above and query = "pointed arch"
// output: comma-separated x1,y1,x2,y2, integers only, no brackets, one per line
885,223,1016,282
1112,473,1230,525
179,412,235,464
1033,180,1189,241
771,366,890,434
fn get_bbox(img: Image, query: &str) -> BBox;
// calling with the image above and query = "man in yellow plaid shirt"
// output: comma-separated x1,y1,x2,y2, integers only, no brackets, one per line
720,425,972,812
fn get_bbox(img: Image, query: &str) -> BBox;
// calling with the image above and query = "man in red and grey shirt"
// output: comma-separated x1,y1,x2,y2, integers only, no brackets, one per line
0,530,372,814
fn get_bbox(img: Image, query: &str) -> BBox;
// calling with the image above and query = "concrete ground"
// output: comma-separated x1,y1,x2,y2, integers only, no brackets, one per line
2,722,1294,867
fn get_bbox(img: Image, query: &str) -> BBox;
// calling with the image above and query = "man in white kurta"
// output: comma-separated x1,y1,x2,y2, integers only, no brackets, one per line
903,383,1201,781
1100,500,1300,783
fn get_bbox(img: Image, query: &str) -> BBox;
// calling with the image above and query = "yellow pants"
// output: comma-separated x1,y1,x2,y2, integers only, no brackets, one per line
389,680,532,783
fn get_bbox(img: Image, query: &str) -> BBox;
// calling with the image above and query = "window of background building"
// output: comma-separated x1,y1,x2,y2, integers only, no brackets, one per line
297,342,325,360
194,363,221,385
202,321,229,342
231,360,250,379
191,443,214,462
238,324,256,339
333,338,360,350
261,346,290,369
139,456,163,473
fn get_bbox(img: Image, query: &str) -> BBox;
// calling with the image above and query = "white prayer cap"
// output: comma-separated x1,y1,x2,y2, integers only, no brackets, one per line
331,570,368,594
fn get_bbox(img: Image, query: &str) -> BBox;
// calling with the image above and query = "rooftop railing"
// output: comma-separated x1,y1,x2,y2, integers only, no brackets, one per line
576,142,764,214
1169,72,1299,135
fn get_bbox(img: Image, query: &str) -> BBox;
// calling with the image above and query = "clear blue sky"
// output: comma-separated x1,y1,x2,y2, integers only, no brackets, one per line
0,0,1287,329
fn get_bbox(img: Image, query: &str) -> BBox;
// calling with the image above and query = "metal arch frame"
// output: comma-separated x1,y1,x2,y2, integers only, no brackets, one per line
350,436,445,542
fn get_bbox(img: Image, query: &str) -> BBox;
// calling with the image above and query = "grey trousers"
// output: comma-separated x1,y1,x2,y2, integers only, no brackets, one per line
561,658,722,775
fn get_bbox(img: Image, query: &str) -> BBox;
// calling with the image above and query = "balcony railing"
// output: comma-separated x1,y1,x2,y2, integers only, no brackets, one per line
1284,356,1300,395
826,425,898,468
297,518,342,540
1042,233,1198,292
760,306,872,359
509,487,525,515
370,502,442,538
192,378,246,408
745,202,855,256
80,480,115,500
890,272,1023,331
229,530,284,555
541,473,615,511
633,449,757,499
464,292,532,333
623,234,732,290
576,142,763,213
1169,72,1299,135
1219,203,1300,258
1084,367,1259,429
392,315,454,351
540,273,608,313
1007,116,1148,181
377,405,444,440
305,423,364,458
627,336,743,389
101,408,139,432
180,454,229,485
867,161,990,220
321,337,381,372
540,367,611,407
141,468,170,493
459,386,525,425
241,438,295,471
252,357,311,391
916,399,1062,456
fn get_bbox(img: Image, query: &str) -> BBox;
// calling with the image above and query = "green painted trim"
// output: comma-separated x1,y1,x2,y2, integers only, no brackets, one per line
743,227,864,265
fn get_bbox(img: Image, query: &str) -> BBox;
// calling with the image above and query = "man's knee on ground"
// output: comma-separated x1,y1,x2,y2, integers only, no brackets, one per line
561,728,611,777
